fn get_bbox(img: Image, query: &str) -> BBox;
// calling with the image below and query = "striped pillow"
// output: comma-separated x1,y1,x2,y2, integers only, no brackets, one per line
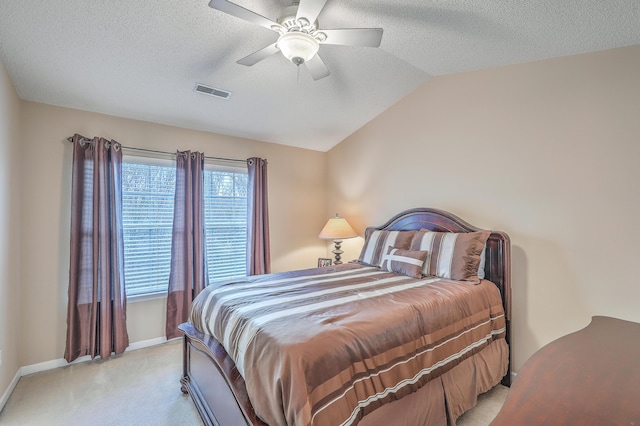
380,247,428,279
410,230,490,283
358,230,417,267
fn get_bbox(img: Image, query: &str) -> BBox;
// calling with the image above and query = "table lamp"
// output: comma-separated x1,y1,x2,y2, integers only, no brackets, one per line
318,214,357,265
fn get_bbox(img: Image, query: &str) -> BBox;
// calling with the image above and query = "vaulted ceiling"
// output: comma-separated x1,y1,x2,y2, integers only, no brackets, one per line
1,1,639,151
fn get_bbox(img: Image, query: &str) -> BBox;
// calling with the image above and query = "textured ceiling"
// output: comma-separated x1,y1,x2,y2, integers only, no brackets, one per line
1,0,639,151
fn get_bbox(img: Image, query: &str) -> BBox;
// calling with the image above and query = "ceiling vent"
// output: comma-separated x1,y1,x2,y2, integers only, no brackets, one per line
194,83,231,100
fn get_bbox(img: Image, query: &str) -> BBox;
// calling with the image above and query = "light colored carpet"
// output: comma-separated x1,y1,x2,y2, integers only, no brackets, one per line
0,341,507,425
0,341,203,426
457,384,509,426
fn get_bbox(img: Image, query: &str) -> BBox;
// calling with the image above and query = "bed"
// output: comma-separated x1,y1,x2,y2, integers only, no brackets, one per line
178,207,511,425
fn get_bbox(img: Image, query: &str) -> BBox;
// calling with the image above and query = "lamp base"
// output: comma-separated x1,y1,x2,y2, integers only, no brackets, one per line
332,239,344,265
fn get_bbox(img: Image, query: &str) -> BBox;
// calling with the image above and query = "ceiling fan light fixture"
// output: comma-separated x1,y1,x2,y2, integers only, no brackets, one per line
277,32,319,65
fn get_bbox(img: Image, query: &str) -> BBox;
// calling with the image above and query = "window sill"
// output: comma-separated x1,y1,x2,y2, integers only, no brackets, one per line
127,291,167,303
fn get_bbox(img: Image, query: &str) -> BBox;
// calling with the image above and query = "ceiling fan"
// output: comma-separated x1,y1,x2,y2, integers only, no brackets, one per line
208,0,383,80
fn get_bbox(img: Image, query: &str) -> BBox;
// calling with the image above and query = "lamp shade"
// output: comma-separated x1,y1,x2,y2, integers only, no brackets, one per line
318,215,357,240
277,32,319,65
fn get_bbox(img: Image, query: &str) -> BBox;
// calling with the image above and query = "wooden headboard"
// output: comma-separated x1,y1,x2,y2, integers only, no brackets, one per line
364,207,512,385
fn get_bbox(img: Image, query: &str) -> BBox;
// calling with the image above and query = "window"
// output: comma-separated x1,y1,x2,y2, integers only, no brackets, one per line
122,159,176,296
203,167,248,280
122,156,248,297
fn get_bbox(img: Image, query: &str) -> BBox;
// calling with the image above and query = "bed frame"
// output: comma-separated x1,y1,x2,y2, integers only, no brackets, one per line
178,207,511,426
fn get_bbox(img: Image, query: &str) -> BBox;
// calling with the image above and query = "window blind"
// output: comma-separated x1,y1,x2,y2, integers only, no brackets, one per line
204,170,248,281
122,162,176,296
122,159,248,297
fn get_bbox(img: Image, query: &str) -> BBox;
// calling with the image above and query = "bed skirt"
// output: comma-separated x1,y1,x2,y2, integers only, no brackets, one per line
359,338,508,426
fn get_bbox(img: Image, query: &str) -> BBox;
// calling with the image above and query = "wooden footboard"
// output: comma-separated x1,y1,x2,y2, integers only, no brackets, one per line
179,322,266,426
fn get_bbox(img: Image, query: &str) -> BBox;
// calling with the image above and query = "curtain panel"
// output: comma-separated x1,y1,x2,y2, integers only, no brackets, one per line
247,157,271,275
65,134,129,363
166,151,208,339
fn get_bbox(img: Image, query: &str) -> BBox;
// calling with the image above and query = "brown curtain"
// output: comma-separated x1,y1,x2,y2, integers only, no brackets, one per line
247,157,271,275
65,134,129,363
166,151,208,339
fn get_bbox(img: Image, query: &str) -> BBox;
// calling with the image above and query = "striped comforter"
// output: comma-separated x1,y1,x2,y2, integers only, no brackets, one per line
189,263,506,426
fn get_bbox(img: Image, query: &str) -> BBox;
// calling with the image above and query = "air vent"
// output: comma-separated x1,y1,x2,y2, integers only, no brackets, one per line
194,83,231,100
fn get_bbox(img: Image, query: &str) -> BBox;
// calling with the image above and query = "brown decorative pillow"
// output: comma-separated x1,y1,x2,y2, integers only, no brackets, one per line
358,230,417,267
380,246,428,279
410,230,490,283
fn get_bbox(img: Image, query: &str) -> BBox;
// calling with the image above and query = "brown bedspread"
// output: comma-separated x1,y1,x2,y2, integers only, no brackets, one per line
189,263,506,426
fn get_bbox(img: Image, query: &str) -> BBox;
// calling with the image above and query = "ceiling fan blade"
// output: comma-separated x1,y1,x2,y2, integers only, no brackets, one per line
208,0,281,32
296,0,328,24
237,42,280,66
305,54,330,81
319,28,383,47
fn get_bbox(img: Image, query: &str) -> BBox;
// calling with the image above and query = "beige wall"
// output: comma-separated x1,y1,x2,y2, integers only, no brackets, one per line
0,60,21,396
327,45,640,372
18,102,328,366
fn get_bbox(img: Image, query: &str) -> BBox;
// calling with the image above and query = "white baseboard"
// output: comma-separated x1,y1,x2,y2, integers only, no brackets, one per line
126,336,169,352
20,356,81,376
0,368,21,413
20,336,169,377
0,336,171,412
20,337,167,376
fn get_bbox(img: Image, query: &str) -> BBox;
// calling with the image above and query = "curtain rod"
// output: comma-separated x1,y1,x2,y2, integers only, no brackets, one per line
66,136,247,164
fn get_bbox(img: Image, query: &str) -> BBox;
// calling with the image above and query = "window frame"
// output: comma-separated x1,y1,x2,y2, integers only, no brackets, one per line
202,160,249,283
121,153,176,302
121,153,249,302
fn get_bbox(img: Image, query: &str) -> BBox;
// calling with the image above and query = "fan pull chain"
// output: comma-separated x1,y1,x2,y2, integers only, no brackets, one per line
296,64,300,86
